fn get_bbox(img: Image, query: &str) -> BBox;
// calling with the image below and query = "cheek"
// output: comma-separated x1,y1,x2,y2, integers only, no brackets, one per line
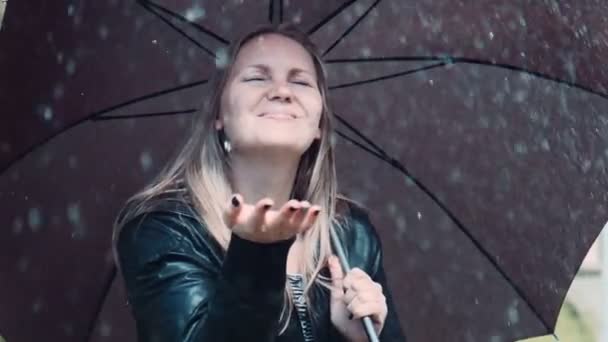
306,91,324,119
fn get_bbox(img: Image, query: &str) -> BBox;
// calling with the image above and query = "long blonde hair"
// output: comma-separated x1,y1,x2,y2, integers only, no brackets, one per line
112,24,362,333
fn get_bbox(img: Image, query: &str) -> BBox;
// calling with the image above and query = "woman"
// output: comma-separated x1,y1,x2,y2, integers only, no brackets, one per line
113,24,406,342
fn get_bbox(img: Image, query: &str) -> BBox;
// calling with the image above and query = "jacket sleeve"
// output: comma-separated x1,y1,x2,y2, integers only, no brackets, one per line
116,211,293,342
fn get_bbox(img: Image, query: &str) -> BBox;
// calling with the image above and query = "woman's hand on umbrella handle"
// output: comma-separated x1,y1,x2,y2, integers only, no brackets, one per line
222,193,322,243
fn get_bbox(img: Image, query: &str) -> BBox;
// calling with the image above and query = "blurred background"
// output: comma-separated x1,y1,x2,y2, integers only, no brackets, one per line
521,224,608,342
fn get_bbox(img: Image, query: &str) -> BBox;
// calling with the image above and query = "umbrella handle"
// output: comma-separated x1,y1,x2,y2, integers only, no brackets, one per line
329,228,381,342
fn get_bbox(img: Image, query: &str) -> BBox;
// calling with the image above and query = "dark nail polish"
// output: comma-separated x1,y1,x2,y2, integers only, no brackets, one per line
289,206,298,212
263,204,272,210
231,196,240,207
313,210,321,216
348,313,354,320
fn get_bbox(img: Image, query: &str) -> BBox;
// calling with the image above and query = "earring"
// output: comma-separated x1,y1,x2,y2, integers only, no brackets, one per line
223,139,232,153
218,128,232,153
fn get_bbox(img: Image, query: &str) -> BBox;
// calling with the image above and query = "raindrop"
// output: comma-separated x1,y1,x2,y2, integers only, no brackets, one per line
67,4,75,16
53,83,65,99
17,256,29,272
514,142,528,154
43,106,53,121
66,59,76,75
68,155,78,169
99,321,112,337
28,207,43,232
32,298,44,314
12,216,24,235
62,322,74,336
417,212,422,220
152,39,157,44
449,168,462,183
488,31,494,40
140,151,153,172
67,202,82,227
185,5,205,21
419,239,431,251
360,47,371,57
215,48,228,68
507,304,520,325
98,25,109,40
513,90,527,103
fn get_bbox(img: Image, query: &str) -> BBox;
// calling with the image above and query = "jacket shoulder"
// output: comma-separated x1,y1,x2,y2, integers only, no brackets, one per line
337,201,383,276
116,196,222,271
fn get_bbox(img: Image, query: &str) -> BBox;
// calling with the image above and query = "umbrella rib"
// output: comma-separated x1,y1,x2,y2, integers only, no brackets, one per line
138,0,216,59
329,62,446,90
335,113,389,160
307,0,358,35
141,0,229,45
92,109,197,121
335,112,554,334
93,79,208,118
322,0,383,57
84,266,117,342
0,80,207,175
326,56,608,100
268,0,284,24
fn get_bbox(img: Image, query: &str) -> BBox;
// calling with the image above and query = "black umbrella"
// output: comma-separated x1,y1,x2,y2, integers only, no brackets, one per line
1,1,607,341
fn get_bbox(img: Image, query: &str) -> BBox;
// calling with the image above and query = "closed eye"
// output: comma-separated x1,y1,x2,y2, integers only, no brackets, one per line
292,80,312,87
244,77,266,82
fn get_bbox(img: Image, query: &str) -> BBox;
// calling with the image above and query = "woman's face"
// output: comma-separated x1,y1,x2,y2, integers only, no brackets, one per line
217,33,323,157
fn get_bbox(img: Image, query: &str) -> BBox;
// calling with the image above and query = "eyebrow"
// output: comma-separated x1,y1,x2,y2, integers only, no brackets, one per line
243,64,314,77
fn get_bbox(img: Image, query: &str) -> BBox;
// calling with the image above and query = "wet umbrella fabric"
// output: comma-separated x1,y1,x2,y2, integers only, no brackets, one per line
1,1,608,341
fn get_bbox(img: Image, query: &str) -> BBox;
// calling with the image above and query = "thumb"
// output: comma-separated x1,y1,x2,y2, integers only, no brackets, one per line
327,255,345,300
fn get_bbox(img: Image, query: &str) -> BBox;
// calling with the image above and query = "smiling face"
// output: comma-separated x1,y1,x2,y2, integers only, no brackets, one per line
216,33,323,156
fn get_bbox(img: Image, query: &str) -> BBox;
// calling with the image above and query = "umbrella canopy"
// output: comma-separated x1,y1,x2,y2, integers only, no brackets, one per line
1,1,607,341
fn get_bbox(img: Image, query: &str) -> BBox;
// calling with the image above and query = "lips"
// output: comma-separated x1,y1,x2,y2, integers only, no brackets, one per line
258,112,297,119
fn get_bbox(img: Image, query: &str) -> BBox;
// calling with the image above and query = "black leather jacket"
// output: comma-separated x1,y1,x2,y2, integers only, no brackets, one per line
116,196,406,342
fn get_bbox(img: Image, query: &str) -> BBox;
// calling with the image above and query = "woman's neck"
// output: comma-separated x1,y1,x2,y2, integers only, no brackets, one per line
229,151,301,208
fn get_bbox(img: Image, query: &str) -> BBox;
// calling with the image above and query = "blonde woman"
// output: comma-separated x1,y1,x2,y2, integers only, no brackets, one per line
113,24,406,342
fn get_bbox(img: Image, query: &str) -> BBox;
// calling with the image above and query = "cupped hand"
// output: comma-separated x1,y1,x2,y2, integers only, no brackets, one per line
222,194,322,244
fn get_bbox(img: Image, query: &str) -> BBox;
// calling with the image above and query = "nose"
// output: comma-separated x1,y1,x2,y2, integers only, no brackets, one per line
266,82,293,103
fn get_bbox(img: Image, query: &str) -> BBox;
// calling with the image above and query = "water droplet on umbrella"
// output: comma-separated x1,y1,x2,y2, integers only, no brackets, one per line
68,155,78,169
12,217,24,235
152,39,157,44
28,207,42,232
215,48,228,68
53,83,64,99
140,151,153,172
98,25,109,40
67,4,75,16
99,321,112,337
17,256,29,272
32,298,44,314
417,212,422,220
67,202,82,227
66,59,77,76
185,5,205,21
43,106,53,121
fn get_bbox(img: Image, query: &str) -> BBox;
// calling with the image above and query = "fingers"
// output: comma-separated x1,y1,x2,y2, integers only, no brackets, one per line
251,198,274,232
327,255,345,301
342,268,387,321
223,194,244,228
